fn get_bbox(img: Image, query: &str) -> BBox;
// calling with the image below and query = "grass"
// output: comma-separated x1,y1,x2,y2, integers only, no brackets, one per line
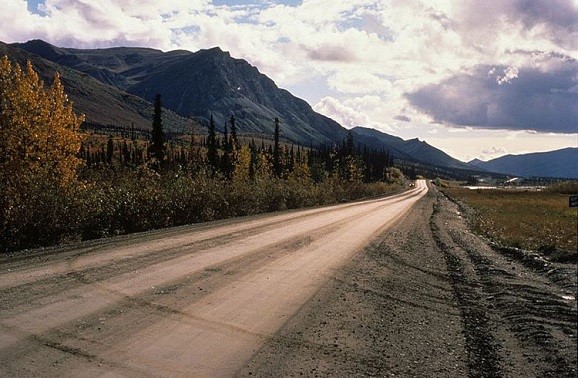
442,185,577,261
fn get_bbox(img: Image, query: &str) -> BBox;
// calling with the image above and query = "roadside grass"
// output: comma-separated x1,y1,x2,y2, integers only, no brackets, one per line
442,186,577,262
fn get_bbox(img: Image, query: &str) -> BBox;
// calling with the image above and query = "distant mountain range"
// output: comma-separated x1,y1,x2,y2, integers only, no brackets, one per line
3,39,574,179
469,148,578,179
350,127,472,170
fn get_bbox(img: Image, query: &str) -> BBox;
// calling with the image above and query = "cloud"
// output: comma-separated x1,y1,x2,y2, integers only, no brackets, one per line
407,61,578,134
2,0,577,146
307,44,358,62
494,66,519,85
481,146,507,155
327,70,393,94
394,115,411,122
313,97,370,128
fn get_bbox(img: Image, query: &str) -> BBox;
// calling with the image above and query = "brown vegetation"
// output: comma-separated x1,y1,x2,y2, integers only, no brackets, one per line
1,58,405,253
442,184,577,259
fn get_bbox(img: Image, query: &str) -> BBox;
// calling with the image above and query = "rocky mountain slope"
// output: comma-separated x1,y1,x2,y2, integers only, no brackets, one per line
13,40,346,145
6,39,504,175
1,41,192,133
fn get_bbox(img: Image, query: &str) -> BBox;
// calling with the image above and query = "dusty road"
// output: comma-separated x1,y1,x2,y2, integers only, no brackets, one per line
240,186,577,377
0,181,428,376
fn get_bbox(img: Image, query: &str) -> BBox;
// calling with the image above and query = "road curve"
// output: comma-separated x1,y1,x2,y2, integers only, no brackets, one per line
0,180,427,377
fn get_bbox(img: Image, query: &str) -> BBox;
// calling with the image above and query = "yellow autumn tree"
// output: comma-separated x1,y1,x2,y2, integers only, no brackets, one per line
0,56,85,251
232,144,252,183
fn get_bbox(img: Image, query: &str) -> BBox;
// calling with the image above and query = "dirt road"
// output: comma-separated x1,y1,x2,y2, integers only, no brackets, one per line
0,181,428,376
240,186,577,377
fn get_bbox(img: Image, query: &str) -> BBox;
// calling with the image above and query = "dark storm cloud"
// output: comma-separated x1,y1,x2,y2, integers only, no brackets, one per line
513,0,578,49
406,62,578,134
514,0,578,31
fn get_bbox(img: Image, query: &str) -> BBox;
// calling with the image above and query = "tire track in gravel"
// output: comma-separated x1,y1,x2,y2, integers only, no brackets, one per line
431,190,577,377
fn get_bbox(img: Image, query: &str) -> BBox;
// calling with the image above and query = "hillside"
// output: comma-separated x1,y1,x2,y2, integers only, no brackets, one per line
1,41,192,133
13,40,346,145
351,126,474,170
468,148,578,179
6,39,500,178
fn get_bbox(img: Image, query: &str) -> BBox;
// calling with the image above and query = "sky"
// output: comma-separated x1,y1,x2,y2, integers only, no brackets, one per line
1,0,577,162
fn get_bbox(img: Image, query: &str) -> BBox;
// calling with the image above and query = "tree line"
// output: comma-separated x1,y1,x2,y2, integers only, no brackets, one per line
79,95,397,185
0,58,406,253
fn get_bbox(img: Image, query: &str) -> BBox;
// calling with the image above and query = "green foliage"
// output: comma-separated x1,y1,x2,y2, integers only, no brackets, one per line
273,117,282,178
207,114,219,174
148,93,165,169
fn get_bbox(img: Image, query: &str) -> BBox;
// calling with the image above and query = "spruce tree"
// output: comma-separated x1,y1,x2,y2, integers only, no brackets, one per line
207,114,219,174
230,115,239,150
222,122,232,179
273,117,282,178
148,93,165,169
107,135,115,164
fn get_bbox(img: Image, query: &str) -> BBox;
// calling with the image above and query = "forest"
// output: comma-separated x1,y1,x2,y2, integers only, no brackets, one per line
0,57,406,253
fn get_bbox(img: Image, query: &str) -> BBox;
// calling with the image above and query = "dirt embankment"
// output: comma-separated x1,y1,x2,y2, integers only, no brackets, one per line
240,187,577,377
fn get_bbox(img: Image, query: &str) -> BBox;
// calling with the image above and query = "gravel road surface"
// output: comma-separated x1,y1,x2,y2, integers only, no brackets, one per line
1,180,575,377
1,181,426,376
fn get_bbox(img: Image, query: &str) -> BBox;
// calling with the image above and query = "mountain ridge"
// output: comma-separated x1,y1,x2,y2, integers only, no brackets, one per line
351,126,473,170
13,39,347,145
9,39,570,179
468,148,578,179
1,40,193,133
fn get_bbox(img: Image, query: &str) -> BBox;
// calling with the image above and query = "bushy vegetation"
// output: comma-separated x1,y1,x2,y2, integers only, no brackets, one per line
442,186,577,260
544,180,578,195
0,57,84,252
1,58,406,253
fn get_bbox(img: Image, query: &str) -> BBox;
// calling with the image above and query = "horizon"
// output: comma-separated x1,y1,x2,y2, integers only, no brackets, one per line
2,1,577,162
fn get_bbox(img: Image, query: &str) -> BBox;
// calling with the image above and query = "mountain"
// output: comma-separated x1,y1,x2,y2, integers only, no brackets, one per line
6,39,489,178
11,39,191,90
13,40,347,145
468,148,578,179
351,126,474,170
1,41,192,133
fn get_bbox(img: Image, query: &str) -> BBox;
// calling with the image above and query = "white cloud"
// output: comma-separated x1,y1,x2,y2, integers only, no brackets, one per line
2,0,577,159
313,96,370,129
480,146,507,160
327,70,393,94
496,66,520,85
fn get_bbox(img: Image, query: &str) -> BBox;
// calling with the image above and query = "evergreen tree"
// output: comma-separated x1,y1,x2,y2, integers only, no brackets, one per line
230,115,239,150
222,122,232,179
148,93,165,169
273,117,282,178
345,130,354,156
106,135,114,164
122,140,131,166
207,114,219,174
